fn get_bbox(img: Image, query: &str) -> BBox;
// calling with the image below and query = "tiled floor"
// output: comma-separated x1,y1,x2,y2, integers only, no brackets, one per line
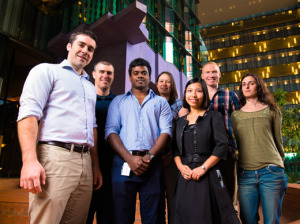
0,178,299,224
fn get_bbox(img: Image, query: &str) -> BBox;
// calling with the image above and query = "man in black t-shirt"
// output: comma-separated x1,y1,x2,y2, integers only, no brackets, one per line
86,61,116,224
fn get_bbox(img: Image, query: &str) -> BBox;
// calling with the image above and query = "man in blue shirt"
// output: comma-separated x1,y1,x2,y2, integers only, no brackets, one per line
17,30,102,224
105,58,173,224
87,61,116,224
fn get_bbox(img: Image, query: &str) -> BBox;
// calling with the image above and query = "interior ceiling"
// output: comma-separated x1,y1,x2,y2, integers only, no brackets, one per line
196,0,297,25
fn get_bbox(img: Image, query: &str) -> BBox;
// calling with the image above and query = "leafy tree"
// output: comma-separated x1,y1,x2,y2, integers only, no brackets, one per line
274,89,300,152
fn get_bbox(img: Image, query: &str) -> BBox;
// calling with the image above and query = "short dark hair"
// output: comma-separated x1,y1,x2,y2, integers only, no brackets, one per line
156,71,178,105
69,30,98,47
94,61,114,71
239,73,278,110
128,58,151,76
183,78,210,111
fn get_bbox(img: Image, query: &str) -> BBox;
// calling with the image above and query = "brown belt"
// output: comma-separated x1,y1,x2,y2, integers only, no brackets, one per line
131,151,147,156
39,141,90,154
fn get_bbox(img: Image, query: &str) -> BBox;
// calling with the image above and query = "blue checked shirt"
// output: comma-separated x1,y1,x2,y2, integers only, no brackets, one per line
170,99,183,120
209,87,240,154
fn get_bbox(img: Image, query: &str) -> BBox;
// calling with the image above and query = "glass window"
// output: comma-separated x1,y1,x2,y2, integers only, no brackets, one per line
185,55,193,79
165,36,173,63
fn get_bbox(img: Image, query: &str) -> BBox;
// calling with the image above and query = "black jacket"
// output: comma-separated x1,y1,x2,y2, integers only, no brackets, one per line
172,111,228,161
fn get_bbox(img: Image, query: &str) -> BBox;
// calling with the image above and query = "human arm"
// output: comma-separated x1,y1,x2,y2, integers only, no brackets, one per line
172,119,192,180
272,109,285,160
142,133,170,163
191,113,227,181
90,128,102,190
107,133,149,176
17,65,54,194
145,98,172,162
191,156,220,181
105,97,150,176
18,116,46,194
231,91,240,111
174,156,192,180
231,111,239,151
211,112,228,160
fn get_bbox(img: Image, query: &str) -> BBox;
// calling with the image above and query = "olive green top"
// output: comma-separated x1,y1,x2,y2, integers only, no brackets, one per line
231,106,284,170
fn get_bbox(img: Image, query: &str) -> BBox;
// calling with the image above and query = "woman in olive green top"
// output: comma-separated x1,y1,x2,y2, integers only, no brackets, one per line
231,73,288,224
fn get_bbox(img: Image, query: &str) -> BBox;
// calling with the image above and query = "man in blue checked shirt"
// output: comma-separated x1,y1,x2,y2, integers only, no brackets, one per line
201,61,240,211
105,58,172,224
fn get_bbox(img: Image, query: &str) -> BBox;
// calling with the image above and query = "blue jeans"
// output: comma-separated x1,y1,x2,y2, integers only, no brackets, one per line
238,166,288,224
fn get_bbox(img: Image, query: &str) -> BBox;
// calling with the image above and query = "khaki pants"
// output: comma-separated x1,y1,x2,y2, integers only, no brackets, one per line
29,144,93,224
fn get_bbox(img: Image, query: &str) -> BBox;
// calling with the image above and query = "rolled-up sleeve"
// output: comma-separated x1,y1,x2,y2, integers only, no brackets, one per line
17,64,54,122
159,99,173,137
105,97,121,140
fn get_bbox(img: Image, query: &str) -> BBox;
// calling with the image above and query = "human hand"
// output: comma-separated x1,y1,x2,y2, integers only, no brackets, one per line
93,166,103,190
180,165,192,180
191,166,206,181
127,156,149,176
141,154,151,164
20,160,46,194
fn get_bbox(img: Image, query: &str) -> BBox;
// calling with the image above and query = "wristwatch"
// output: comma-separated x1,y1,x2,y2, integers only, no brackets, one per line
201,165,207,172
146,152,155,160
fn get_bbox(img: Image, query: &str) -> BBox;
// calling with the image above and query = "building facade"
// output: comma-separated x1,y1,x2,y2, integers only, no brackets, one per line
60,0,205,79
199,3,300,105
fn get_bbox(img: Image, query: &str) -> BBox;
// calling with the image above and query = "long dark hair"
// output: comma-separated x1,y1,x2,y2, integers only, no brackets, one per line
156,71,178,105
239,73,278,110
183,78,210,111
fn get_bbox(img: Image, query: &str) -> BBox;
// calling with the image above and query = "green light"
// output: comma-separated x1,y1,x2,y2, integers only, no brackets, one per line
285,153,297,159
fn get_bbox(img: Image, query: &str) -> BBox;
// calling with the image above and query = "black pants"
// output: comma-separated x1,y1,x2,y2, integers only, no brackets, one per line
86,173,113,224
218,152,237,204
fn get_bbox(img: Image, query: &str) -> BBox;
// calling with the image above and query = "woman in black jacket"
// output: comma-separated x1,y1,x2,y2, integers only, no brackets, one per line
171,78,240,224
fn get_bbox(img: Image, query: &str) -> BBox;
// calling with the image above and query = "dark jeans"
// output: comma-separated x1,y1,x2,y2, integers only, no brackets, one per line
111,154,163,224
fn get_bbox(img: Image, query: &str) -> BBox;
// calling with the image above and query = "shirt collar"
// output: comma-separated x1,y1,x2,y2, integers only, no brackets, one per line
126,88,156,98
60,59,90,80
210,87,224,101
97,91,115,99
217,87,224,93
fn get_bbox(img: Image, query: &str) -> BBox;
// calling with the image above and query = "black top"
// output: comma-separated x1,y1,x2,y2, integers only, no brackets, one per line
96,92,116,174
172,111,227,161
182,124,195,157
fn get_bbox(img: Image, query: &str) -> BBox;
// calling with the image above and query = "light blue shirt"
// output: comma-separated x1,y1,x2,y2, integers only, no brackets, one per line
105,89,172,151
17,60,97,147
